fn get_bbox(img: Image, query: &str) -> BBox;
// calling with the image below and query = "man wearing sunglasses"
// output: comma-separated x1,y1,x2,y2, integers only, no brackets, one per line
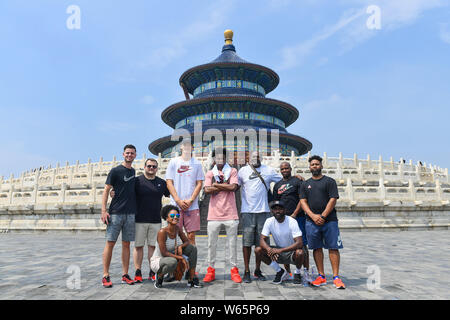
133,158,170,283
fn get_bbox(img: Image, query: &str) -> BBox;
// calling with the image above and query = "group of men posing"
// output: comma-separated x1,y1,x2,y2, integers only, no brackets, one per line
100,141,346,290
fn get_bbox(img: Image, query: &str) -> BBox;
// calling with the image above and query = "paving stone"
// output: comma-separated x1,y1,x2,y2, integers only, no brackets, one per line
0,230,449,300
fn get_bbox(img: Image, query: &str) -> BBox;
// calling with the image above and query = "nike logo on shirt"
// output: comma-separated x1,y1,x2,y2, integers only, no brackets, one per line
124,175,134,182
249,172,259,180
278,184,293,194
177,165,191,173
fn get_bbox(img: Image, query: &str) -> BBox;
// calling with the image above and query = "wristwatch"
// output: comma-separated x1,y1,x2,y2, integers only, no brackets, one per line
320,215,326,220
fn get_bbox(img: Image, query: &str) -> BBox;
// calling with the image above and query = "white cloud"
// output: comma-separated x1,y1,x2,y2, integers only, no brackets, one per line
374,0,446,29
278,9,365,70
137,0,235,70
339,0,448,52
279,0,448,70
140,95,155,105
440,23,450,44
302,94,347,111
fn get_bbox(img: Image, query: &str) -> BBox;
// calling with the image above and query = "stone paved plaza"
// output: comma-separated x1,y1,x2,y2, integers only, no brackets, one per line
0,230,449,300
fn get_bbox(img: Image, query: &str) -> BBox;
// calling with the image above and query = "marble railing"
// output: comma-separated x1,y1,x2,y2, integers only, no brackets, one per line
0,152,448,232
1,152,449,208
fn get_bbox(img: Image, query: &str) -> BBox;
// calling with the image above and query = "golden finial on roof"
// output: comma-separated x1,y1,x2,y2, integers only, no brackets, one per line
224,29,233,45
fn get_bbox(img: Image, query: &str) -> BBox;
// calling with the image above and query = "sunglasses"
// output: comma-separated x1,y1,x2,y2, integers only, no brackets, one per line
146,165,157,169
169,213,180,219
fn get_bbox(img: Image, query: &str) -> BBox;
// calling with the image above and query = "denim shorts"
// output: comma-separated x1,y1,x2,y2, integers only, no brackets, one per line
106,214,135,242
305,220,343,250
295,216,308,247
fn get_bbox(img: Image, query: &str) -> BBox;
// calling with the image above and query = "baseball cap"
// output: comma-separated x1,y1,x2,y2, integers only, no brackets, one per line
269,200,286,209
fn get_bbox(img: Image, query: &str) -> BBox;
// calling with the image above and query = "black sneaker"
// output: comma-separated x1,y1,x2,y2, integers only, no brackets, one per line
254,269,267,281
188,277,203,288
148,270,156,282
293,273,302,284
273,269,286,284
243,271,252,283
154,276,163,289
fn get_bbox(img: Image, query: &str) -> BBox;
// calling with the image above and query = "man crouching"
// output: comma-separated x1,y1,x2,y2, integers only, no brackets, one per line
255,200,305,285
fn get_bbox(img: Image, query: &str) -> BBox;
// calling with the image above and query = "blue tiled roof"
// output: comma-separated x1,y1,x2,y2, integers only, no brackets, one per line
210,45,248,63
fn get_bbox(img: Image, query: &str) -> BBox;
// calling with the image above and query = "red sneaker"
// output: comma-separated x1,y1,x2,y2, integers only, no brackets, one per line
203,266,215,283
230,267,242,283
311,275,327,287
333,277,346,289
134,269,143,283
121,274,134,285
102,275,113,288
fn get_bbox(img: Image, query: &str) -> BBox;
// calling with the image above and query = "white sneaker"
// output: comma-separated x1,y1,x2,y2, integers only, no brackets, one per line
304,269,313,284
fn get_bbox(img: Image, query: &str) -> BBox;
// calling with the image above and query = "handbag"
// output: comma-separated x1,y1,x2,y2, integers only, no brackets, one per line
173,236,186,281
249,164,274,203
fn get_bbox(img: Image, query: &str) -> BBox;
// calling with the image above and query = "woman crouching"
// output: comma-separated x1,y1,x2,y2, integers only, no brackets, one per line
150,205,203,288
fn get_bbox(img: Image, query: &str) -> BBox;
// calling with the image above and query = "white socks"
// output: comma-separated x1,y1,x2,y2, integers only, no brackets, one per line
270,261,281,273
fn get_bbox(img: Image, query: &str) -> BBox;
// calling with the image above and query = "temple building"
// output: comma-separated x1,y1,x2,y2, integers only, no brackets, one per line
148,30,312,160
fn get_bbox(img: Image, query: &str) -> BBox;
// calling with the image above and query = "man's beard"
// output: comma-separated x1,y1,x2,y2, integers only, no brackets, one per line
282,172,291,179
311,169,322,176
274,213,285,222
251,159,261,167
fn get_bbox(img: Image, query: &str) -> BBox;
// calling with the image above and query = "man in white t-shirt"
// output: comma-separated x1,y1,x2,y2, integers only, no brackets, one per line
238,151,282,283
166,140,205,246
255,200,305,285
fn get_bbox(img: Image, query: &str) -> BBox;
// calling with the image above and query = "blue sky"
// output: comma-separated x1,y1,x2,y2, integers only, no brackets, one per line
1,0,450,177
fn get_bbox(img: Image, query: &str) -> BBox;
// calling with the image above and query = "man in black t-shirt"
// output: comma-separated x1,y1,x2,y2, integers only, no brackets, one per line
133,158,170,283
273,162,311,283
101,144,137,288
299,155,345,289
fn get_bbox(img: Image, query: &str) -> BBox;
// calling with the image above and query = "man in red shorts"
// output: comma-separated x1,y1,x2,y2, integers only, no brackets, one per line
166,140,204,245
